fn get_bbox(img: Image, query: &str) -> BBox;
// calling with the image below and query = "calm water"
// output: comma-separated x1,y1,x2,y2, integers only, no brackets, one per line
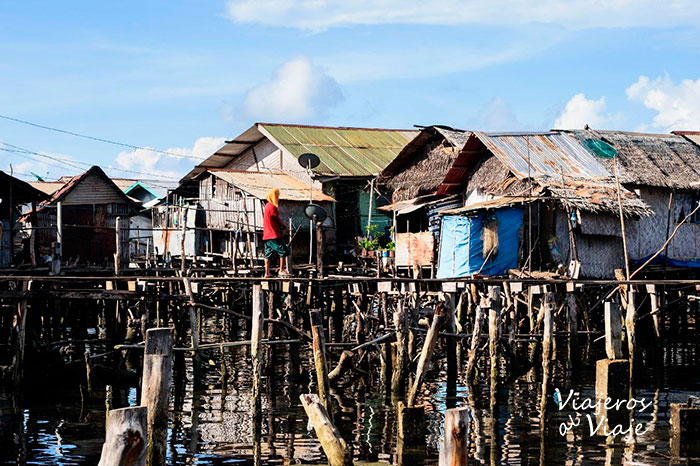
2,319,700,465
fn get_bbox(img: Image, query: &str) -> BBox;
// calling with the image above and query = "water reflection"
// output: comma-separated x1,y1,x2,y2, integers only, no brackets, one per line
2,319,700,465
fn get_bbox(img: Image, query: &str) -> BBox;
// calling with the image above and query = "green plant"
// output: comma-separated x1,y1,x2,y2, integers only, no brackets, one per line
359,224,381,251
385,241,395,252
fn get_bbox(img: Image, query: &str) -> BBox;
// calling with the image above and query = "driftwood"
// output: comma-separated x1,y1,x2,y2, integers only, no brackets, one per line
98,406,147,466
310,309,331,411
299,394,353,466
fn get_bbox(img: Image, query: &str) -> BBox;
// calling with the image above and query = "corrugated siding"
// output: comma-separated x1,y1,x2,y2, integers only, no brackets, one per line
61,173,127,205
261,124,417,177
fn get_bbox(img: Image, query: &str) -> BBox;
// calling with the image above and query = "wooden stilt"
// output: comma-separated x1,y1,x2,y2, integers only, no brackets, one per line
299,394,352,466
439,407,469,466
310,309,331,412
466,297,486,383
251,284,264,466
141,328,173,466
397,401,425,465
539,291,554,431
407,302,444,407
604,300,624,360
392,299,409,395
98,406,148,466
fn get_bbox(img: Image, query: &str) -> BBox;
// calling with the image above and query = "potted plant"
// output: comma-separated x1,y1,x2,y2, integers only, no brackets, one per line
386,241,395,258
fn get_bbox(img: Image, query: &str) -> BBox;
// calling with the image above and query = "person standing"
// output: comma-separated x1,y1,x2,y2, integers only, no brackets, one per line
263,188,290,277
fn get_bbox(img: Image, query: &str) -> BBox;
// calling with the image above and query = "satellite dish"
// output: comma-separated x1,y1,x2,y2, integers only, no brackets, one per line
305,203,327,222
298,153,320,170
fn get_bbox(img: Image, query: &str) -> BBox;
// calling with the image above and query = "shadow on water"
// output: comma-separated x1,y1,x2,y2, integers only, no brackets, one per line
3,315,700,465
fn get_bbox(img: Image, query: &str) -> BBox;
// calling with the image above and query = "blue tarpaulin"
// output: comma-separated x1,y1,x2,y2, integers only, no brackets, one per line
437,207,522,278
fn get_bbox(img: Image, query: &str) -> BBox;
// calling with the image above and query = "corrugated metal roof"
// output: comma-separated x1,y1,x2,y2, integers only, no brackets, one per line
207,170,335,203
474,131,611,180
439,196,534,215
183,123,417,182
261,124,417,177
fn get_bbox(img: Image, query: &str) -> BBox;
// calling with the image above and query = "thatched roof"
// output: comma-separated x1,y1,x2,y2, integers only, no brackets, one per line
378,126,470,202
565,129,700,189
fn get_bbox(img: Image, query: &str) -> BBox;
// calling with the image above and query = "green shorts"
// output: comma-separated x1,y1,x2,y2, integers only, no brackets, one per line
264,238,290,259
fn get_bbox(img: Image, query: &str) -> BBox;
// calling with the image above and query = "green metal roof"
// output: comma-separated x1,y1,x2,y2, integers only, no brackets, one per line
261,124,418,177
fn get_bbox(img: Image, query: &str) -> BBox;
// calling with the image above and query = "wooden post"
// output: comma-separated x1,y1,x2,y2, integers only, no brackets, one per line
180,208,187,273
98,406,148,466
392,299,409,395
251,284,264,466
625,288,636,373
566,287,578,368
443,290,458,385
13,286,28,387
670,402,700,457
647,284,662,342
84,351,93,396
299,394,352,466
397,401,425,465
604,301,624,360
114,216,122,275
141,328,173,466
439,407,469,466
53,201,62,274
315,219,324,278
466,299,486,383
488,286,500,409
539,291,554,431
310,309,331,411
30,200,37,268
407,302,444,407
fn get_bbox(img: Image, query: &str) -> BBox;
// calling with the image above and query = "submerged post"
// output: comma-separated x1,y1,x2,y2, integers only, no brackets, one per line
397,401,426,465
141,328,173,466
392,299,409,395
115,217,121,275
251,284,264,466
98,406,148,466
539,291,554,431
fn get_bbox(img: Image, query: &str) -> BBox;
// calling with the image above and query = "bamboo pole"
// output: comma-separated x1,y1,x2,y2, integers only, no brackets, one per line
98,406,148,466
539,291,554,431
141,328,173,466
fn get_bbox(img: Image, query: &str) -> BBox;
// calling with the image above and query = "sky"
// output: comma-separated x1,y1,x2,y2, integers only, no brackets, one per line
1,1,700,187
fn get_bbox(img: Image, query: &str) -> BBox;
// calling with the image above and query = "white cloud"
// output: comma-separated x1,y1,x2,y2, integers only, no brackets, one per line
553,93,610,129
114,136,226,180
226,0,700,31
626,75,700,131
241,57,343,121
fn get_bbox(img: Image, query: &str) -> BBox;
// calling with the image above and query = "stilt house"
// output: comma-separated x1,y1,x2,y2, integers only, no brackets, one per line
180,123,417,254
0,171,47,267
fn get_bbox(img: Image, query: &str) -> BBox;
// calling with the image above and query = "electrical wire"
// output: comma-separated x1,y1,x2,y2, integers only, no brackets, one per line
0,113,205,161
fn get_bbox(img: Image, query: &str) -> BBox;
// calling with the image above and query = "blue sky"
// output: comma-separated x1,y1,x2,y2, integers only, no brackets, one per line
1,1,700,186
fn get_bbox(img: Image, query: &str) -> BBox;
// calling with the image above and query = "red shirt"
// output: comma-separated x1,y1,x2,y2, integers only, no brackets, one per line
263,202,283,240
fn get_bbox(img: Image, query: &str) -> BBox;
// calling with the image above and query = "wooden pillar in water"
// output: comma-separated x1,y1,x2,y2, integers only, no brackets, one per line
566,283,578,369
309,309,331,412
114,217,122,275
300,394,352,466
250,284,264,466
604,301,624,360
315,219,324,278
141,328,173,466
13,281,28,388
98,406,147,466
392,299,409,395
466,295,486,383
439,407,469,466
539,291,554,431
488,286,500,407
407,302,444,407
397,401,425,465
625,288,637,377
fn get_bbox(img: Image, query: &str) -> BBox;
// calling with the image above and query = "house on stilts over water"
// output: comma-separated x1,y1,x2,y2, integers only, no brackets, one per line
163,123,417,265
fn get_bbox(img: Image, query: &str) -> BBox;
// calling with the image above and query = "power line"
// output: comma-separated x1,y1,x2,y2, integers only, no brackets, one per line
0,141,182,182
0,113,206,161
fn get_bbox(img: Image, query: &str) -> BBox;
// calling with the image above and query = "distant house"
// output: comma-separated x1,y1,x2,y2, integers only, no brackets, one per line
31,175,164,258
428,131,651,278
0,171,47,267
29,166,140,266
152,169,334,262
180,123,417,252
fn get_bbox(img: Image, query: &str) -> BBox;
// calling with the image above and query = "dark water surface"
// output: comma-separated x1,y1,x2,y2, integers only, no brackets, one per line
3,319,700,465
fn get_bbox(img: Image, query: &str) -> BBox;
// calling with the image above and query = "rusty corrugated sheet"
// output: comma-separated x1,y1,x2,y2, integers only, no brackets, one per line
207,170,335,202
474,131,611,180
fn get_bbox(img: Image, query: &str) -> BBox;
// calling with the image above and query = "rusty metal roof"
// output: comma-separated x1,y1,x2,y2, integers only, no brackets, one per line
205,170,335,203
183,123,417,182
474,131,611,180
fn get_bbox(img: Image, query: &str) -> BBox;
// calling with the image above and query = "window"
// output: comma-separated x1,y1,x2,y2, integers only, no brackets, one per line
692,194,700,224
